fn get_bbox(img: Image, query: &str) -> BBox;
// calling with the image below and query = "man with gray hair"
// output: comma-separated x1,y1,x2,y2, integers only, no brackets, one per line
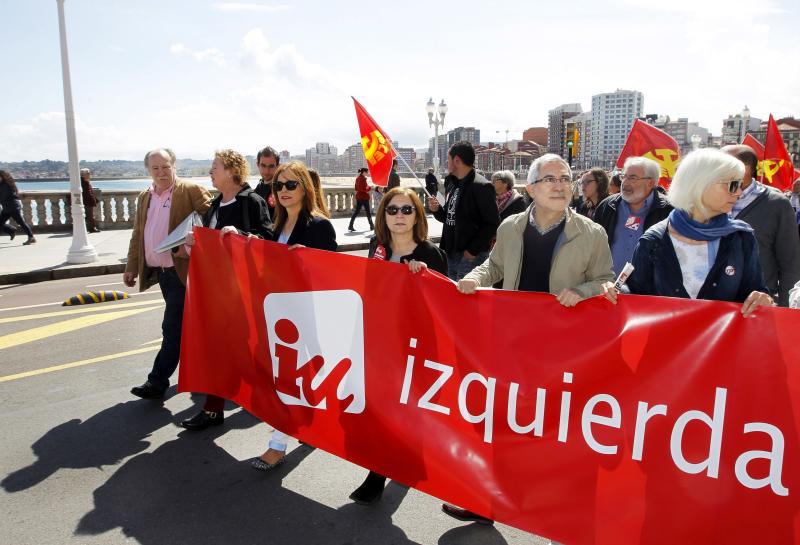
593,156,672,275
125,148,212,400
80,167,100,233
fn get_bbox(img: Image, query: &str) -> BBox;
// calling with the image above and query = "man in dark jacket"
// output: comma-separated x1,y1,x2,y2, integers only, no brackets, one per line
425,168,439,197
593,156,672,275
80,168,100,232
722,145,800,306
254,146,280,219
428,141,500,280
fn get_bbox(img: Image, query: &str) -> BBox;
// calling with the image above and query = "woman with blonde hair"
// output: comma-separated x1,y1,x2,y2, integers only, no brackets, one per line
180,149,273,431
604,149,774,316
252,160,337,471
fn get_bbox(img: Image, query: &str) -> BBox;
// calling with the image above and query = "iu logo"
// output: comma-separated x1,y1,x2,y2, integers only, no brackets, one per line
263,290,365,414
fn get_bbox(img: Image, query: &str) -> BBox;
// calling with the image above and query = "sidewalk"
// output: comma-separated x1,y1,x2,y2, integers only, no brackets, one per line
0,215,442,285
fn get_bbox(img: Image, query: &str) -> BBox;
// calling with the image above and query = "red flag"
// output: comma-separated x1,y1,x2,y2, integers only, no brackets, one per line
352,97,396,187
763,114,795,190
741,133,765,159
617,119,681,187
181,228,800,545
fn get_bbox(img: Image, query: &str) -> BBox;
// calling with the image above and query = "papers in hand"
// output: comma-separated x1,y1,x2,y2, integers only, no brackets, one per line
155,212,204,253
436,192,445,207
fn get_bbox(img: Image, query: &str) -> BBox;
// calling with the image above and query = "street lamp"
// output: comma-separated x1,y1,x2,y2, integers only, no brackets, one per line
690,133,702,151
57,0,96,264
426,98,447,175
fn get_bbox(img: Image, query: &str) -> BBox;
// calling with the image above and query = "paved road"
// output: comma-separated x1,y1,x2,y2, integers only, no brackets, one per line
0,271,551,545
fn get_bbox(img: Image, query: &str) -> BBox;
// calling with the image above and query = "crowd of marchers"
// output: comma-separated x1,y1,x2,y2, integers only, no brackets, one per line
120,140,800,528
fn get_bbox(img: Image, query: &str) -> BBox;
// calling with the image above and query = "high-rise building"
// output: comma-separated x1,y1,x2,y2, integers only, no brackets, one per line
447,127,481,147
548,104,582,155
279,150,291,163
341,143,367,172
396,148,415,172
428,134,449,171
564,112,592,170
590,89,643,167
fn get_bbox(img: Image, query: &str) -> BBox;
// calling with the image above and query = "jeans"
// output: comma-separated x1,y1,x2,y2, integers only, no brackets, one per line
348,200,374,230
0,201,34,238
447,251,489,282
146,268,186,392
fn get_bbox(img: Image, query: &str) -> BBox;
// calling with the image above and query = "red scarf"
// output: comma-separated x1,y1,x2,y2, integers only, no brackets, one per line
496,189,514,213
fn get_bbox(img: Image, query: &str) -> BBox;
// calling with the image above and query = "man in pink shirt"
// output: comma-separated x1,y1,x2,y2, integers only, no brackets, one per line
125,148,211,399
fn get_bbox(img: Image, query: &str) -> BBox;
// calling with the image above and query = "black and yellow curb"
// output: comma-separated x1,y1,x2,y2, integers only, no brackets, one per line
63,290,130,306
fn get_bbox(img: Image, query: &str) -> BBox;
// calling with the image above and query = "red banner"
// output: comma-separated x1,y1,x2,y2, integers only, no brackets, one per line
764,114,796,190
353,97,396,187
180,228,800,545
617,119,681,188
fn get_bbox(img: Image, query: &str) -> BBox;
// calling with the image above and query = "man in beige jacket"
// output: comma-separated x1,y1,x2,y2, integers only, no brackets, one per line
125,148,212,400
458,153,614,302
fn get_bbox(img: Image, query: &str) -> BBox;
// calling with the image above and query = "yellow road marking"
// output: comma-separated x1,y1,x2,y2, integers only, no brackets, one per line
141,338,163,346
0,346,160,383
0,307,161,351
0,299,164,324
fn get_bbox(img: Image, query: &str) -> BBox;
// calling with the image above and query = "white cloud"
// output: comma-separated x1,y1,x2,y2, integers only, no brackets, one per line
170,43,227,67
212,2,289,12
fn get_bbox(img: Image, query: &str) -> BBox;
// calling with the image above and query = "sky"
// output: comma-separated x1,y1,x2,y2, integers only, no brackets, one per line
1,0,798,161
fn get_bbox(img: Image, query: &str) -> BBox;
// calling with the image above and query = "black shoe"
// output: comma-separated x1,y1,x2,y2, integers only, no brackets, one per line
180,410,224,430
441,503,494,525
131,381,165,400
9,229,15,241
348,226,356,232
349,472,386,505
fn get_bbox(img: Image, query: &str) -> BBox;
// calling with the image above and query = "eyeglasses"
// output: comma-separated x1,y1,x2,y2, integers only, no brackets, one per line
386,204,415,216
534,176,573,185
719,179,743,194
620,174,653,182
274,180,301,192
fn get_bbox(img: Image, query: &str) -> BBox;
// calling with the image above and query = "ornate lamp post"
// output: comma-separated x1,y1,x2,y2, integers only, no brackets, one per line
426,98,448,175
740,105,750,142
57,0,96,263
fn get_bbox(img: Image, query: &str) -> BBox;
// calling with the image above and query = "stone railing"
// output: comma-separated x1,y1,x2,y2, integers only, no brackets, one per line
18,184,528,232
16,186,427,232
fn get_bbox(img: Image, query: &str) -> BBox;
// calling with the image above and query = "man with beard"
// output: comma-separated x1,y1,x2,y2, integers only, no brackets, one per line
592,156,672,275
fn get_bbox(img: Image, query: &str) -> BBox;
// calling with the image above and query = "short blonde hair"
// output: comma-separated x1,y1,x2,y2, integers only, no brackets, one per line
214,149,250,186
667,149,745,218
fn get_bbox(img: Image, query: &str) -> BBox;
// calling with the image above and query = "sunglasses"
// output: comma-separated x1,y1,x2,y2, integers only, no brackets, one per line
386,204,414,216
720,179,743,194
274,180,301,192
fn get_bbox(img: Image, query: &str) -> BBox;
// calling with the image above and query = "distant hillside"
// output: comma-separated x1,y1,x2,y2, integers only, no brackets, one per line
0,157,255,180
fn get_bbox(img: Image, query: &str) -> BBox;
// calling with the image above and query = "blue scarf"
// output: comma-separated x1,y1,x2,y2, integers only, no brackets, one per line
668,209,752,241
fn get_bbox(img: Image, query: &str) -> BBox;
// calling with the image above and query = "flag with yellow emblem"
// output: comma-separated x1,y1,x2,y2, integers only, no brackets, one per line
762,114,795,191
617,119,681,188
352,97,397,187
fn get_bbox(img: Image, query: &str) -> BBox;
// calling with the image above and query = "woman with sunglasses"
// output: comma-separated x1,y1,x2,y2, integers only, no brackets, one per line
251,160,337,472
603,149,774,315
348,187,446,505
180,149,273,431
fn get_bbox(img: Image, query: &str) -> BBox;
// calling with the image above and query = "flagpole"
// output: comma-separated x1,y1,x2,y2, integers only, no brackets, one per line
760,116,769,185
390,144,434,198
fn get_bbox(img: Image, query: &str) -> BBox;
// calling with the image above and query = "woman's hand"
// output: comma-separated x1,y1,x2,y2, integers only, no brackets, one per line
220,226,239,237
601,281,618,305
185,231,195,247
556,289,583,307
457,278,478,294
407,260,427,274
741,290,775,317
